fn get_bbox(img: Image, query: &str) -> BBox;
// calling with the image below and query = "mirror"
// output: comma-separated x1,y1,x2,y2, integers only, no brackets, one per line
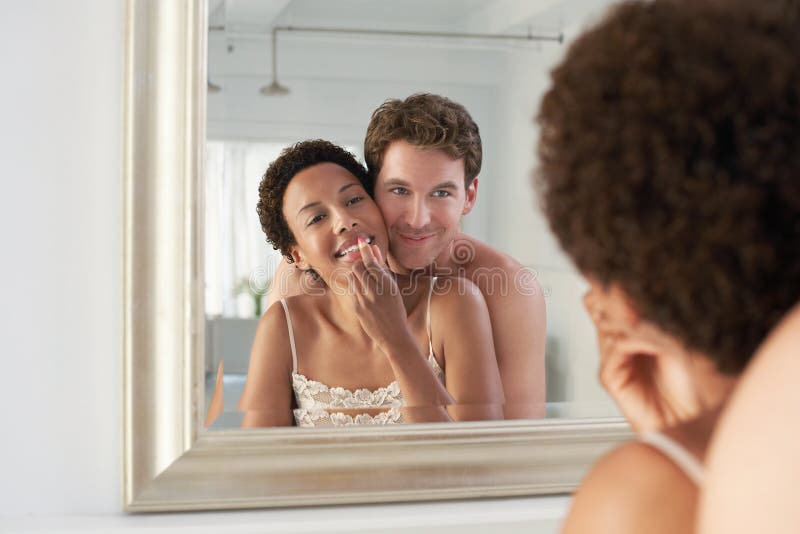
203,0,623,429
123,0,629,512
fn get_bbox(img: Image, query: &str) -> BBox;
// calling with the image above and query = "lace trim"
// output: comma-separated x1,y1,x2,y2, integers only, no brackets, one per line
291,354,445,427
293,406,403,427
292,374,403,409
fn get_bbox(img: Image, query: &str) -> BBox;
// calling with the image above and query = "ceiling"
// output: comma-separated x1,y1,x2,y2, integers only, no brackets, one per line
208,0,588,36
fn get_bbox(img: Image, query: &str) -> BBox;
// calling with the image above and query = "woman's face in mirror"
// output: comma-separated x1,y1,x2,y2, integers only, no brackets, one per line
282,162,389,285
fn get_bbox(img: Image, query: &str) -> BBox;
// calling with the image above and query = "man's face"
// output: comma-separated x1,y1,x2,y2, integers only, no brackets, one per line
374,140,477,271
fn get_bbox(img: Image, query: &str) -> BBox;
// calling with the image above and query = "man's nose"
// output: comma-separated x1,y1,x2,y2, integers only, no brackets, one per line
406,199,431,228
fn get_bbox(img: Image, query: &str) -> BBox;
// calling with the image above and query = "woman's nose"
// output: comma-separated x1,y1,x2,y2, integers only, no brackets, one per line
334,210,358,234
337,221,357,234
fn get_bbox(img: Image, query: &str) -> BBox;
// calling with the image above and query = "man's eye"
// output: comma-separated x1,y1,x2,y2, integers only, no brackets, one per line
390,187,409,195
432,190,451,198
346,196,363,206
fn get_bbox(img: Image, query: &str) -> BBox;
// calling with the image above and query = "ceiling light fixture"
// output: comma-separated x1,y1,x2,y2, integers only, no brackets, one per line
207,80,222,93
259,28,289,96
245,24,563,96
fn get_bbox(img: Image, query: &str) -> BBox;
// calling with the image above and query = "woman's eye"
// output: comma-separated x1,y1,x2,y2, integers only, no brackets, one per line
307,214,325,226
432,190,451,198
346,196,363,206
390,187,409,195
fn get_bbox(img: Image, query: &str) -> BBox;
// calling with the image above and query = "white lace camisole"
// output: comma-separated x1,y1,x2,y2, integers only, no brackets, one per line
638,431,705,486
281,277,445,427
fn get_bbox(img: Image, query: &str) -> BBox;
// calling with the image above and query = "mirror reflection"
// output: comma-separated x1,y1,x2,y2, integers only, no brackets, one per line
203,0,622,428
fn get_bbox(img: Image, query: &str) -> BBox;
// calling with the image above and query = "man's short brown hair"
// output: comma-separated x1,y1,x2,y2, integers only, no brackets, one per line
364,93,482,187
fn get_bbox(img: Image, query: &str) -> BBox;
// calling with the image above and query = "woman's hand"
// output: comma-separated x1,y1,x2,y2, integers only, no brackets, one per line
348,237,413,352
350,237,454,414
585,291,703,432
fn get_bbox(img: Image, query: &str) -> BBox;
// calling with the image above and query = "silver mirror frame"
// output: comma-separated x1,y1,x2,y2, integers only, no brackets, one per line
122,0,631,513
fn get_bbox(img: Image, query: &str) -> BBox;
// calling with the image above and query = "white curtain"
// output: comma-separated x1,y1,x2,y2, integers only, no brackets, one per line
205,140,362,317
205,141,287,318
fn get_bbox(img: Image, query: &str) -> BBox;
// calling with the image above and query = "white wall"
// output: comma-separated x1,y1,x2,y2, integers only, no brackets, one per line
0,1,569,531
0,0,123,517
490,34,610,405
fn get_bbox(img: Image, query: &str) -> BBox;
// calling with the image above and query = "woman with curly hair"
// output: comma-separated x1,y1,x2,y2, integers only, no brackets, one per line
237,140,503,427
535,0,800,531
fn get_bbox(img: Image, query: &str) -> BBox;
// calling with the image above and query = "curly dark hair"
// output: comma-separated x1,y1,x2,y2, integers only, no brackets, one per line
364,93,482,187
256,140,371,262
536,0,800,374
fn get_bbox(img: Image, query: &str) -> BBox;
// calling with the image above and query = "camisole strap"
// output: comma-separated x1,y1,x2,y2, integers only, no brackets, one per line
638,431,704,486
426,276,437,357
279,298,298,374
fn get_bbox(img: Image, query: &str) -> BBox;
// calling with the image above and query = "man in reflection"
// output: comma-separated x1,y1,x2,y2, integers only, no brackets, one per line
266,94,546,419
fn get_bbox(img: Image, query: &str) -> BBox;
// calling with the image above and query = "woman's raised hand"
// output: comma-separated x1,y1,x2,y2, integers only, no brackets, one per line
348,237,411,352
349,237,454,415
584,291,703,432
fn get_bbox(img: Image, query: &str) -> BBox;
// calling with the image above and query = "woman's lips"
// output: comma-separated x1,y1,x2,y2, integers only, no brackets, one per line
337,248,364,262
334,235,374,261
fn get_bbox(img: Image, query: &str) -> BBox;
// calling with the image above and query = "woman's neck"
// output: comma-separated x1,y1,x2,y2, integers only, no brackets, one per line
322,271,426,332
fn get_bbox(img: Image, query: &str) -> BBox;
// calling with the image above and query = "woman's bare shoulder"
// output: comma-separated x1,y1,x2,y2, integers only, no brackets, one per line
238,300,296,416
563,440,698,534
699,303,800,534
276,292,328,320
249,301,294,369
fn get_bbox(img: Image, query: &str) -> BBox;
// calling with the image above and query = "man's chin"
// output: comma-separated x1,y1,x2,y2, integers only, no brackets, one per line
390,249,437,273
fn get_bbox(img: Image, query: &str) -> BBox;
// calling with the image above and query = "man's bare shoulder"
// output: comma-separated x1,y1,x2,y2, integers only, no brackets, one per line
429,275,485,311
449,233,541,302
452,233,524,276
266,259,327,307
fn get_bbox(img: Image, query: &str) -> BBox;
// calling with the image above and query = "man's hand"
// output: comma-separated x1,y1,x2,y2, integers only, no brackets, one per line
585,290,703,432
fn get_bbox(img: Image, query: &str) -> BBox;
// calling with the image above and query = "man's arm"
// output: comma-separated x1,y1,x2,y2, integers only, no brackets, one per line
265,258,325,309
479,260,546,419
432,277,505,421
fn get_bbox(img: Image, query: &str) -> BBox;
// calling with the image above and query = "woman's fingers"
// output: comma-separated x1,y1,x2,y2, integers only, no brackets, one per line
358,237,378,267
599,334,657,370
346,270,363,300
353,258,380,295
598,333,659,387
357,238,388,291
372,243,384,265
352,257,366,277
